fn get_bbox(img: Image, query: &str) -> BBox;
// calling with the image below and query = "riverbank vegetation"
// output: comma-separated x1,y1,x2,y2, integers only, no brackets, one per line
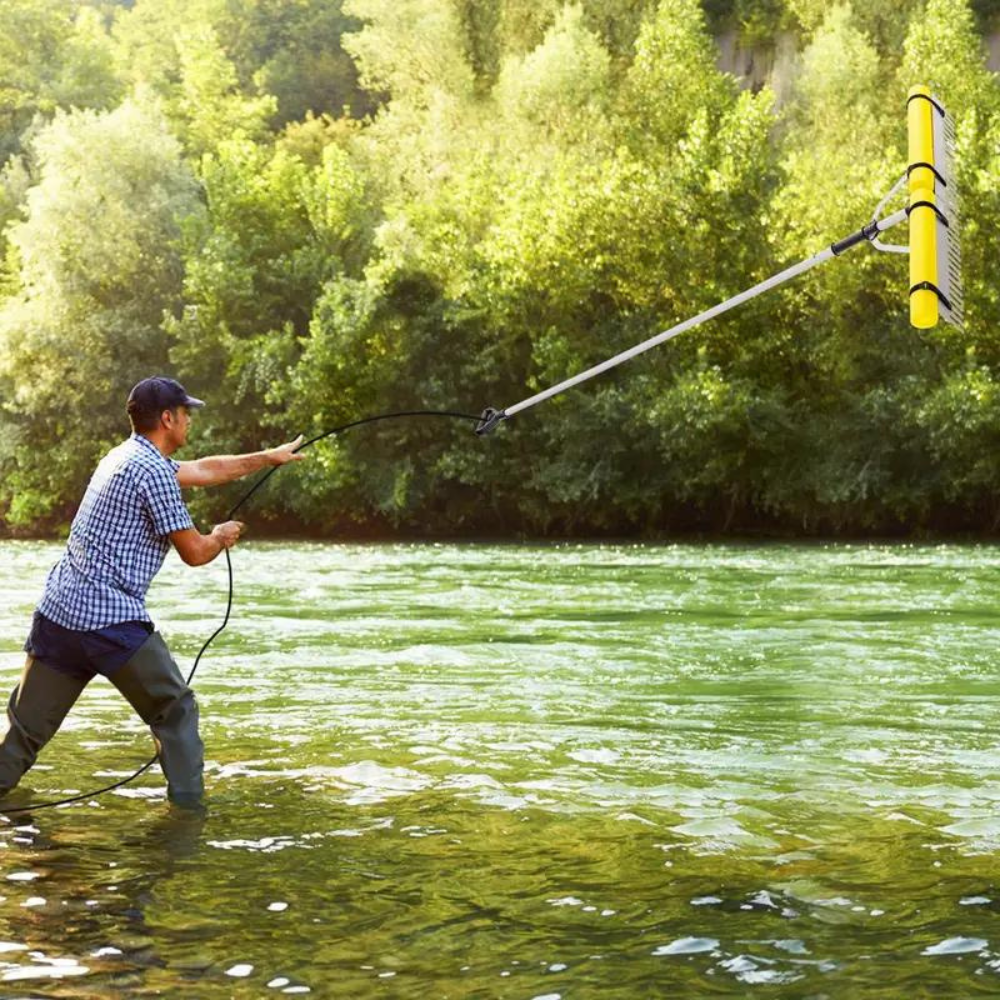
1,0,999,536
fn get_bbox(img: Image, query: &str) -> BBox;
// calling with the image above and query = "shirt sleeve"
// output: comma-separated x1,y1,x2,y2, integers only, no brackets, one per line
138,465,195,536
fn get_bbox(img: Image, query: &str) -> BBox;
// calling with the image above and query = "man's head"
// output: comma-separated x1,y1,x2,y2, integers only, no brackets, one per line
127,376,204,452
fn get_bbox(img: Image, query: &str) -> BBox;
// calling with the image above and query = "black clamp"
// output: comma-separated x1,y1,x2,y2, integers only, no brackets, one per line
475,407,508,436
906,92,946,118
830,220,881,257
907,160,948,187
906,199,949,226
909,280,954,311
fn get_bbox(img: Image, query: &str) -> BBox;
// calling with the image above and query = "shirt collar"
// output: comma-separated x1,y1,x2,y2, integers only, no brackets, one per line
131,432,168,461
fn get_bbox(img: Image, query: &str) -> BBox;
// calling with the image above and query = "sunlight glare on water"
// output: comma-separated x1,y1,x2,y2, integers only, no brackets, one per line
1,540,1000,997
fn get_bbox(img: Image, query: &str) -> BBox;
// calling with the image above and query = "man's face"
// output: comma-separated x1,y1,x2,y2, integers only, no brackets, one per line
162,405,192,450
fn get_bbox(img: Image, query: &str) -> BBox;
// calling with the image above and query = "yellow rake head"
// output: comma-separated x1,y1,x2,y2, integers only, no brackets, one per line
907,85,963,330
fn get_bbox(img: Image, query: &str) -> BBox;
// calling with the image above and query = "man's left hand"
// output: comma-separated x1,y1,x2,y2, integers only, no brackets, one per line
268,435,306,466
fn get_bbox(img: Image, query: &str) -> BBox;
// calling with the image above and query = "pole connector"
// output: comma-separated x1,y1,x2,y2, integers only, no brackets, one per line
475,407,508,436
830,220,881,257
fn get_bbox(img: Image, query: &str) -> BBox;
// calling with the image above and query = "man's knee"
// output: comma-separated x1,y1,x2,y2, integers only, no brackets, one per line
110,632,204,801
159,685,200,733
0,657,88,792
110,633,192,726
7,657,89,739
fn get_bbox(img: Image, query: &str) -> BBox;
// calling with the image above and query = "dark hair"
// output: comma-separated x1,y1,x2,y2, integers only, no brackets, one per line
127,400,172,434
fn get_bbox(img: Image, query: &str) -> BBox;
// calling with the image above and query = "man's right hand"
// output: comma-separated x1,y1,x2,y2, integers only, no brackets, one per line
212,521,245,549
171,522,245,566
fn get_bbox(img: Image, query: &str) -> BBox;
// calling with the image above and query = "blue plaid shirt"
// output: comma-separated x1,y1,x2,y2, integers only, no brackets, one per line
37,434,195,630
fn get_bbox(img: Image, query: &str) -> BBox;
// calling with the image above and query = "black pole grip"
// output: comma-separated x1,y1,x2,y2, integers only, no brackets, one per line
830,220,880,257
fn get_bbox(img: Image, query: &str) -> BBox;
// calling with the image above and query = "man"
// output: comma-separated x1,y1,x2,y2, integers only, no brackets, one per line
0,376,305,809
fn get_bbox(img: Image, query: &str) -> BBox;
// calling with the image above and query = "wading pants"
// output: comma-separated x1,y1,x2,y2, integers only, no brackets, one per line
0,632,203,807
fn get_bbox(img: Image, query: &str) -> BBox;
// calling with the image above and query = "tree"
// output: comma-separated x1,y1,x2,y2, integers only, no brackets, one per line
0,100,200,528
162,136,372,524
112,0,367,133
620,0,732,151
173,24,277,157
761,4,926,525
900,0,1000,522
343,0,475,104
247,0,371,126
0,0,122,162
785,0,924,52
494,4,612,140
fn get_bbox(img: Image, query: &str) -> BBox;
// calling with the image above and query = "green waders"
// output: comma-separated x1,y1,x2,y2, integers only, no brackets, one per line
0,632,204,807
0,657,89,796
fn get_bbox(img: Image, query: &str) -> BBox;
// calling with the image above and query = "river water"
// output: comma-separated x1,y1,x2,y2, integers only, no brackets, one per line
1,540,999,997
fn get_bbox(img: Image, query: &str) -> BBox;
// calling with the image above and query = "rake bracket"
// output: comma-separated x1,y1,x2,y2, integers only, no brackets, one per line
868,172,910,254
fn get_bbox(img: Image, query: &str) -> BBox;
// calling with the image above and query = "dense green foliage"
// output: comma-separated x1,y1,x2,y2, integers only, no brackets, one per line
1,0,998,536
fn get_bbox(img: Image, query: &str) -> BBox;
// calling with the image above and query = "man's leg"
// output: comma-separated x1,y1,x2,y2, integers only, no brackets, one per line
108,632,204,807
0,657,90,796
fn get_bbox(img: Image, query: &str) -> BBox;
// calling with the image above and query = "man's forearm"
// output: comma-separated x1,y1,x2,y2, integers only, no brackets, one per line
190,529,226,566
170,523,242,565
187,451,274,487
176,436,303,489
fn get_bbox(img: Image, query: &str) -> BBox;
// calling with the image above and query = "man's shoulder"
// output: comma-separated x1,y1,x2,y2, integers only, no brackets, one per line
113,436,179,483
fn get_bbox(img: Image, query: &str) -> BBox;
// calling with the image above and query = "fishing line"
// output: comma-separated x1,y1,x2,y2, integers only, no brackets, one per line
0,410,480,815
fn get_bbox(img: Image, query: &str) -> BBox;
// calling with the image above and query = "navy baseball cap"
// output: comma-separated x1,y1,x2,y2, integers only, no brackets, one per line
127,376,205,419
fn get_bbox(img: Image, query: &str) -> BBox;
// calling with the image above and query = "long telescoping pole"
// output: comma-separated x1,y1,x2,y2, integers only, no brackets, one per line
475,208,908,435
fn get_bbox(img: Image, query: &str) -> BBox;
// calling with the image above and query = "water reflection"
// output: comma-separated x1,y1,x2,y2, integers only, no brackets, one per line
2,541,1000,995
1,805,207,981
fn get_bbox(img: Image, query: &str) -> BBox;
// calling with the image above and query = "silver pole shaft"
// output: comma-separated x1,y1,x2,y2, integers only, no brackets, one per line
502,210,908,420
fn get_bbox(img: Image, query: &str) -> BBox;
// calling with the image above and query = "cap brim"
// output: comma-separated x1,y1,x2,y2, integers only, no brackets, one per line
183,395,205,408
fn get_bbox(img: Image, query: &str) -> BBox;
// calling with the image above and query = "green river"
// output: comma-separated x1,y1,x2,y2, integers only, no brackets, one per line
1,540,999,998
